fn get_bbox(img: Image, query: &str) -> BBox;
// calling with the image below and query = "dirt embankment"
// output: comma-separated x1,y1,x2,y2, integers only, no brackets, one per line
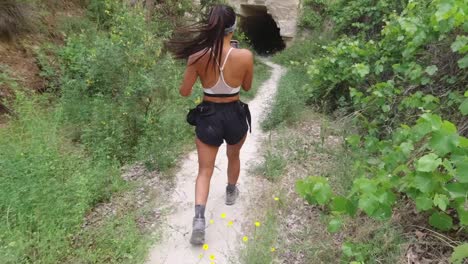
0,0,84,117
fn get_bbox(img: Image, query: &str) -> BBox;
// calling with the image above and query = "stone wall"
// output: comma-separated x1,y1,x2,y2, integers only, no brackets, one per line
228,0,299,44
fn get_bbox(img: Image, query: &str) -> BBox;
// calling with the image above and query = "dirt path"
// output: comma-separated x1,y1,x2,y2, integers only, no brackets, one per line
145,59,285,264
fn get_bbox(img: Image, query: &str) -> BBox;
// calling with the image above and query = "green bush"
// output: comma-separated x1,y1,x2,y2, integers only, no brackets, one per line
294,0,468,235
329,0,408,38
299,0,328,30
58,5,193,167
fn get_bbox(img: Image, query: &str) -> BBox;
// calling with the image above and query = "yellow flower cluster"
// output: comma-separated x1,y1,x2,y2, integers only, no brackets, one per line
196,208,279,263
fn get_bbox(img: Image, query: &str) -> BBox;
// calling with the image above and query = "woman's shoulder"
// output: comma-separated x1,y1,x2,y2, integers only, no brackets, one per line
233,48,253,63
236,48,253,57
188,48,210,64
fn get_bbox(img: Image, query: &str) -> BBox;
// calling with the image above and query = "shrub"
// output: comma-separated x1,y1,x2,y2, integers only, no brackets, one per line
58,5,193,167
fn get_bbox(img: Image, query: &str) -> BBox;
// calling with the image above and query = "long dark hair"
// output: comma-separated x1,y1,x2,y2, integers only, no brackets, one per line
166,4,236,72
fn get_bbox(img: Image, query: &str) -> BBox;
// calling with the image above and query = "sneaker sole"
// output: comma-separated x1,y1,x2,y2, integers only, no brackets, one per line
225,193,239,206
190,230,205,245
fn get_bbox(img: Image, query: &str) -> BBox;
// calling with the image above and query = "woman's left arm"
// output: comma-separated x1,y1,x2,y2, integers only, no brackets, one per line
179,57,198,97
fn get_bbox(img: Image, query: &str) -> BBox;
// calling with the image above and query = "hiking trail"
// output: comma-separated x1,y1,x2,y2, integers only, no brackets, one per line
145,59,285,264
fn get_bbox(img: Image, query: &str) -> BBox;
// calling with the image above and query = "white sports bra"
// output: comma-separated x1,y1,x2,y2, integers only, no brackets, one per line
203,47,241,97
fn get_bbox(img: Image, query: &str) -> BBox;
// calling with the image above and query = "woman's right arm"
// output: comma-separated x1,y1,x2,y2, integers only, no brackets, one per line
241,49,254,92
179,54,200,97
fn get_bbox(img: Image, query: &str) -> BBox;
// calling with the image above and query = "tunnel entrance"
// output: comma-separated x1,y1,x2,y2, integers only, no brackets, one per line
240,5,285,55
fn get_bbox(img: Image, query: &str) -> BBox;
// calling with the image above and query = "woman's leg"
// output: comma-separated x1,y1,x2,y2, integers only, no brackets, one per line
226,134,247,185
191,138,219,245
195,138,219,205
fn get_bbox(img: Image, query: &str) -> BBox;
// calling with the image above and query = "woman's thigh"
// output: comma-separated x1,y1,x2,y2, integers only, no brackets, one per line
196,137,219,170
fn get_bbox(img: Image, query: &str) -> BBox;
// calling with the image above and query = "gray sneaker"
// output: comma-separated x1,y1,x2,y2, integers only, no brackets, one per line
225,186,239,206
190,217,205,245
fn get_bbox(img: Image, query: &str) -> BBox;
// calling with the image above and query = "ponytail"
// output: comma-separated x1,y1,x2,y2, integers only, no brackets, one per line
166,5,236,73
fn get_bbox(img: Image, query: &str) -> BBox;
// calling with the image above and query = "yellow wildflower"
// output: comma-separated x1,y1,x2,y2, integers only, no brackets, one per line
221,213,226,219
202,244,209,251
209,219,214,224
255,221,261,227
227,221,233,227
271,247,276,252
274,197,279,201
198,253,203,259
242,236,248,242
209,254,215,260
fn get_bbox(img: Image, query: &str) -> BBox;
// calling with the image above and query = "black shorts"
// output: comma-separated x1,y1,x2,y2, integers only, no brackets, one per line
190,101,251,147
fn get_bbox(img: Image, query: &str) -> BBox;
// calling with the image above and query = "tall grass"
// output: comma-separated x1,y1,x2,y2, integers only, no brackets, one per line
0,3,194,263
261,68,308,130
0,94,123,263
240,210,278,264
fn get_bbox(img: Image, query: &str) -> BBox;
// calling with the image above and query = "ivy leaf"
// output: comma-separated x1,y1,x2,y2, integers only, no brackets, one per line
450,244,468,264
425,65,438,76
327,218,342,233
358,194,379,216
400,141,414,156
459,99,468,115
451,36,468,53
414,172,437,193
433,194,449,211
442,159,456,176
459,136,468,147
415,196,433,211
429,212,453,231
434,2,454,22
353,63,370,78
456,202,468,226
458,55,468,69
346,135,361,148
331,196,350,213
421,113,442,131
454,159,468,183
445,182,468,199
429,121,459,156
371,204,392,220
312,182,333,205
416,153,442,172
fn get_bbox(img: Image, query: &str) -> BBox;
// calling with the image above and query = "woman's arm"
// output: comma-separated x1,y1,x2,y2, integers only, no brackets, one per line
179,56,198,97
241,49,254,92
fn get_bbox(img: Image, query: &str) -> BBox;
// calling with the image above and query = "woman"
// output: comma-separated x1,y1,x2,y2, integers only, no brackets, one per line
167,4,254,245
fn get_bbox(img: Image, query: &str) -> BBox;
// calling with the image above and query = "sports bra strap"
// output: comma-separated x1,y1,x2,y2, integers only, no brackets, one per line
220,47,234,71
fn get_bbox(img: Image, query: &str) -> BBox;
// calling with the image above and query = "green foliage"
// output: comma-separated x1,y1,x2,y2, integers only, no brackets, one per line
58,4,193,168
300,0,467,135
329,0,408,38
240,210,278,264
287,0,468,241
1,2,203,263
298,112,468,231
259,150,287,182
0,94,122,263
261,68,308,130
451,243,468,264
299,0,328,30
